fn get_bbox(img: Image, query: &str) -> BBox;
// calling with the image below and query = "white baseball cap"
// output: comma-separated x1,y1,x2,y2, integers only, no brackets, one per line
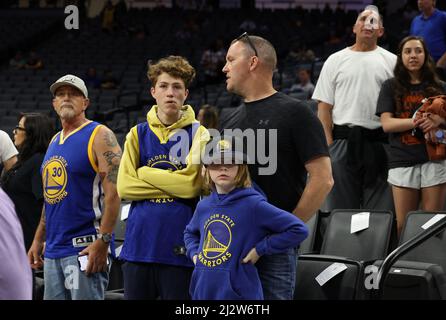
50,74,88,98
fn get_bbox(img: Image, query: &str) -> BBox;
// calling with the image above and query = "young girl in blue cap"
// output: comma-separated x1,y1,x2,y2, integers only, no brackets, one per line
184,137,308,300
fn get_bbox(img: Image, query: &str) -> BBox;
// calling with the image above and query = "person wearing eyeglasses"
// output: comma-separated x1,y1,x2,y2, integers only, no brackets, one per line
27,75,122,300
222,33,333,300
0,129,18,174
1,113,54,252
313,5,396,213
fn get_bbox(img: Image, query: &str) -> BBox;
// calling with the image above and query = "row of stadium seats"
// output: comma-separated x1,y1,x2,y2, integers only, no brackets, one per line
34,206,446,300
296,210,446,300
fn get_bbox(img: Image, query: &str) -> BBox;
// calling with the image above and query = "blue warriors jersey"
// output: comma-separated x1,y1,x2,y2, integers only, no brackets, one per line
120,122,198,267
41,121,104,259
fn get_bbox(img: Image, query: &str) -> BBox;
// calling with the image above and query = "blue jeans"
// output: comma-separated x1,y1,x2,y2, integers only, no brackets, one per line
43,255,109,300
256,248,297,300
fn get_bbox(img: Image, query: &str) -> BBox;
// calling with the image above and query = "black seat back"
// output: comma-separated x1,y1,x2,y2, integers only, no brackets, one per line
399,211,446,270
321,209,394,261
295,255,363,300
298,211,319,254
375,260,445,300
375,211,446,300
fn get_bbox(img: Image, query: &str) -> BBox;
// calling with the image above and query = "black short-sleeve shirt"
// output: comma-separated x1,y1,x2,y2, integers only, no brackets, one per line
226,92,329,212
375,78,446,168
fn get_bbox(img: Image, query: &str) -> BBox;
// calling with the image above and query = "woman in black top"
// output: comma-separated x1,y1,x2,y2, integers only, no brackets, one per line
376,36,446,237
1,113,54,250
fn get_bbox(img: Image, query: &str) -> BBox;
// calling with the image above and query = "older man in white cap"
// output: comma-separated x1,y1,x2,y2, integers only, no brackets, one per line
28,74,122,300
313,5,397,212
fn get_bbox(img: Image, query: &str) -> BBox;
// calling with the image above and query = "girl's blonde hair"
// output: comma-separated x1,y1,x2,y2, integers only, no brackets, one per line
202,164,252,194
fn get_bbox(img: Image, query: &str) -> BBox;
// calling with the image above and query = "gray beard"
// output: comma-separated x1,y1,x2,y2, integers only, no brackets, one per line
59,107,76,120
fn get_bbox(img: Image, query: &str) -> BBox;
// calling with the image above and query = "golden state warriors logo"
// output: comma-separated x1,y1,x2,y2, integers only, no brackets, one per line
42,156,68,204
217,139,231,153
203,220,231,259
147,154,184,171
146,154,183,203
198,214,235,267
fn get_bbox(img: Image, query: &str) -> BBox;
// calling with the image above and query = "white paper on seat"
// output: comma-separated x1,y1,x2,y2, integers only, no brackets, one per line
120,203,131,221
115,245,123,258
315,262,348,286
350,211,370,233
421,214,446,230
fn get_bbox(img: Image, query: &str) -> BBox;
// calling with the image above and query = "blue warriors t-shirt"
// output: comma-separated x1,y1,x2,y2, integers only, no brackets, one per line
119,122,198,267
41,121,104,259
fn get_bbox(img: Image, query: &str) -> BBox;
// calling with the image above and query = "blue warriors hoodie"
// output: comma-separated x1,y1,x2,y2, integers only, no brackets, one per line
184,187,308,300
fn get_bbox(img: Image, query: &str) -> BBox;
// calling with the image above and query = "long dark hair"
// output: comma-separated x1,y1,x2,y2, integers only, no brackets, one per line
15,112,55,165
393,35,444,113
1,113,54,187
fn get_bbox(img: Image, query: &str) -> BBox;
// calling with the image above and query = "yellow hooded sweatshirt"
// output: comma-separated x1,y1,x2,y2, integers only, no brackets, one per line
117,105,209,201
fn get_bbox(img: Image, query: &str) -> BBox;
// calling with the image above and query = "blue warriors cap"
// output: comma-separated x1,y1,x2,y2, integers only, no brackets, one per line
204,135,248,165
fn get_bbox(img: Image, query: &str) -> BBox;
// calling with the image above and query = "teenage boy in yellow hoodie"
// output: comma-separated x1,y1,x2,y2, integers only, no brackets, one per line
117,56,209,299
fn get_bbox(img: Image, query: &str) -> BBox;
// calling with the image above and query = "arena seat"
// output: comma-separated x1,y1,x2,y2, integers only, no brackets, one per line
298,210,319,255
295,209,395,300
375,211,446,300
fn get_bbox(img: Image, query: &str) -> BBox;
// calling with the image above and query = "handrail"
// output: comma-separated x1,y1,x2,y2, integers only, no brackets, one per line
375,215,446,298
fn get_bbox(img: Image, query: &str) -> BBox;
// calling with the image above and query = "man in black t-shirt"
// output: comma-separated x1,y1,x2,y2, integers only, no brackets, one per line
221,33,333,300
